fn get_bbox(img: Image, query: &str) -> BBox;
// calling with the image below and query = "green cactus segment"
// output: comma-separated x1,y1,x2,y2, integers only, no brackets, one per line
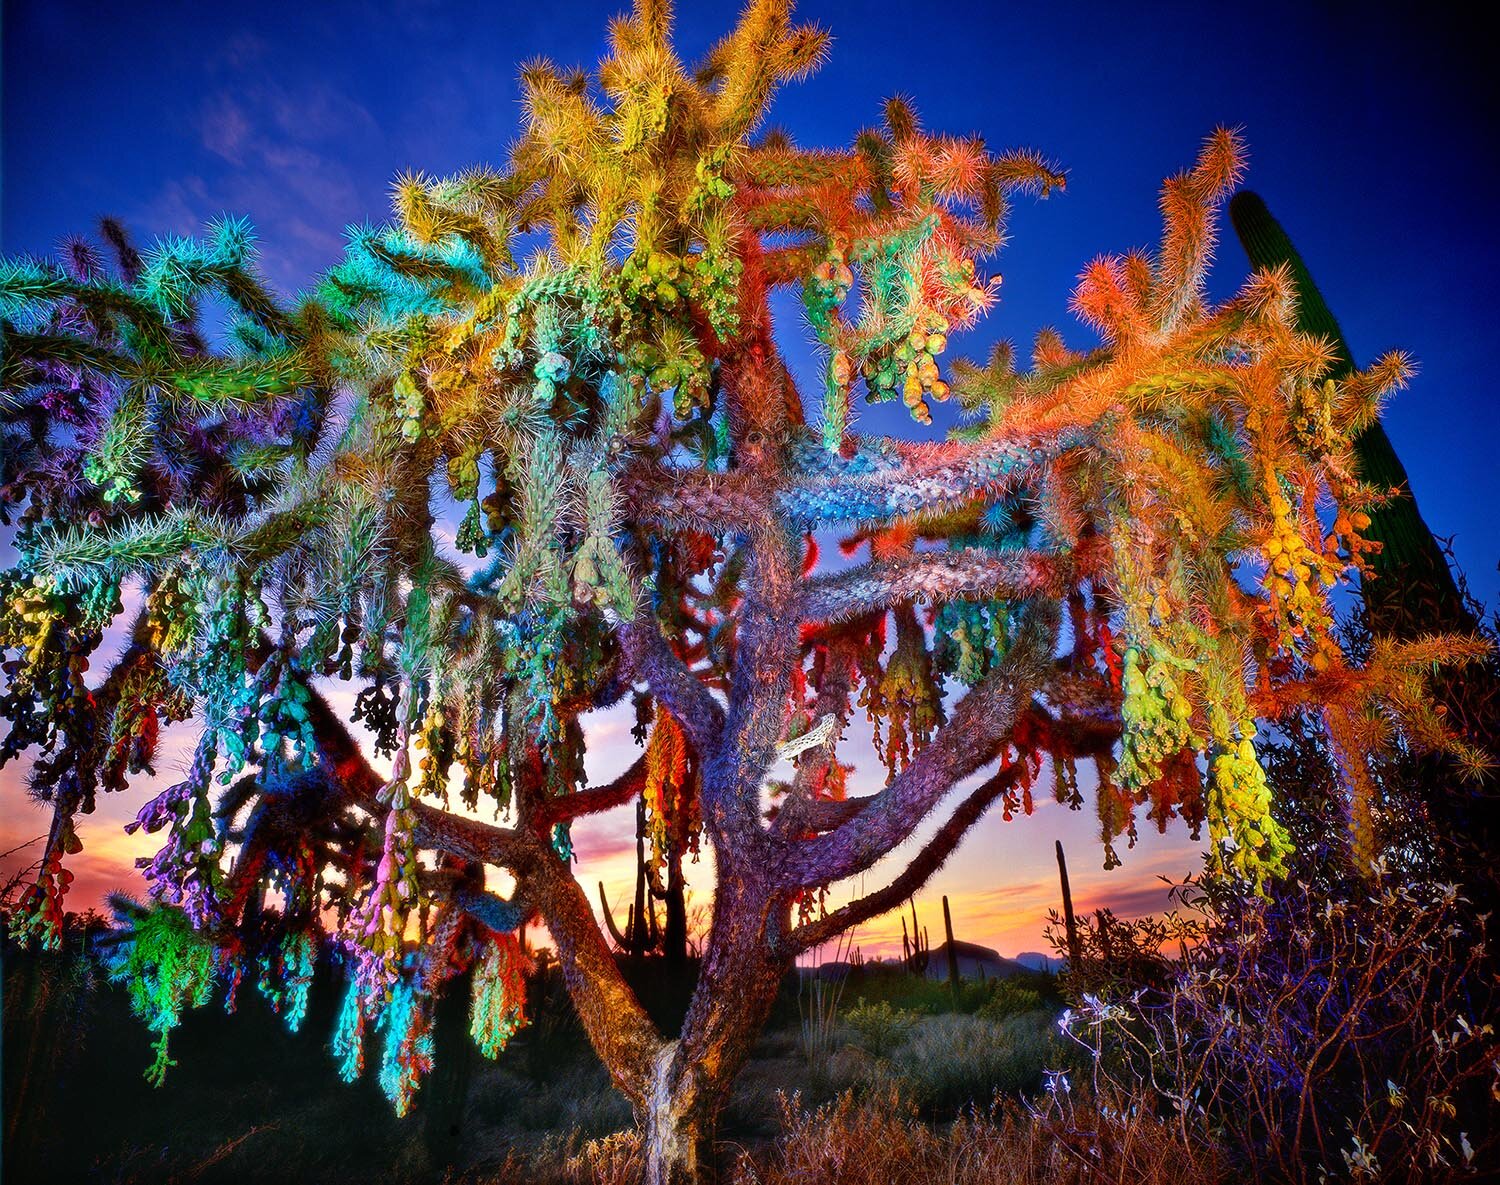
104,900,220,1087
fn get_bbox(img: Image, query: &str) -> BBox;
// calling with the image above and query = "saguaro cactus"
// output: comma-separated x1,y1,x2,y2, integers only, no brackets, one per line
941,894,961,996
901,899,930,976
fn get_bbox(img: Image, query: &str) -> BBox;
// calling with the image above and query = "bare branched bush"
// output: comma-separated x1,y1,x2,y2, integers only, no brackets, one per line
1057,871,1499,1183
558,1129,645,1185
729,1085,1226,1185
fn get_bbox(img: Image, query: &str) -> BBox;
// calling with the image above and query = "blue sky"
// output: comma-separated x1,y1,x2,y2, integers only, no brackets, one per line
6,1,1494,598
3,0,1497,954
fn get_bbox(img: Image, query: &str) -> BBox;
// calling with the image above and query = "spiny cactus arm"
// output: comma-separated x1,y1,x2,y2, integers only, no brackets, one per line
780,760,1027,955
158,354,310,412
778,428,1090,529
1149,126,1246,332
0,257,172,345
781,598,1059,889
513,818,666,1105
702,0,829,140
618,465,773,537
452,886,529,934
0,327,137,385
301,680,385,800
620,609,726,754
531,753,649,828
774,792,870,840
404,799,533,870
771,792,865,835
306,674,513,858
30,486,336,592
826,427,1088,482
620,433,1070,544
797,537,1108,626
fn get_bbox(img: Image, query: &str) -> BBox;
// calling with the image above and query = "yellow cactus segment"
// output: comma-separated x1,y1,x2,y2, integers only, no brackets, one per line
1205,718,1292,892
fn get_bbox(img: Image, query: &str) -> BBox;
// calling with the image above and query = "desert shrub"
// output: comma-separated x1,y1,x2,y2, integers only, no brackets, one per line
866,1012,1054,1114
976,979,1043,1020
1060,871,1500,1183
842,998,918,1059
1047,902,1197,1004
554,1129,644,1185
831,962,1059,1017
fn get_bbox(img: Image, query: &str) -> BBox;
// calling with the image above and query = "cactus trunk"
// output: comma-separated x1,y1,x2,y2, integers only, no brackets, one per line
1056,841,1082,970
942,894,961,996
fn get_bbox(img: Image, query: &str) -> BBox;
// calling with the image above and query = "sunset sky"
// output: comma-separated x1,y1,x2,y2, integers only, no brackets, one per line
3,0,1496,961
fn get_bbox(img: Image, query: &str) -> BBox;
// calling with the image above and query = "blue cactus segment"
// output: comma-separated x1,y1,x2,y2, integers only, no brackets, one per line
332,973,366,1084
781,429,1088,528
456,888,528,934
786,431,904,477
377,977,435,1117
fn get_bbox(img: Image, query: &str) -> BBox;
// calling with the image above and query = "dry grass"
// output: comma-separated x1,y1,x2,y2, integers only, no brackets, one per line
733,1087,1227,1185
543,1084,1227,1185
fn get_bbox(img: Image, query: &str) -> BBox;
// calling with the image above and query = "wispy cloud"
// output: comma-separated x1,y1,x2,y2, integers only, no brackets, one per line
199,94,255,166
137,78,384,294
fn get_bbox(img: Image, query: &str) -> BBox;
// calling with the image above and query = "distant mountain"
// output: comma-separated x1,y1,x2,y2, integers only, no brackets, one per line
924,940,1032,981
799,945,1059,981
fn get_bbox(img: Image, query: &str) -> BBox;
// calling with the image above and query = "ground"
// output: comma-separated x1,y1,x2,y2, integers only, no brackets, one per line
2,943,1065,1184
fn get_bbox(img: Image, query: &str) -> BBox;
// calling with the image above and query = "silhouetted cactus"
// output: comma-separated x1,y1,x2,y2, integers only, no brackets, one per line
599,796,689,962
941,895,962,996
901,901,930,976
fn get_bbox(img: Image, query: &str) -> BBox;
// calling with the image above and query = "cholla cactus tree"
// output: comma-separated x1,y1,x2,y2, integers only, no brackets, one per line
0,3,1486,1180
